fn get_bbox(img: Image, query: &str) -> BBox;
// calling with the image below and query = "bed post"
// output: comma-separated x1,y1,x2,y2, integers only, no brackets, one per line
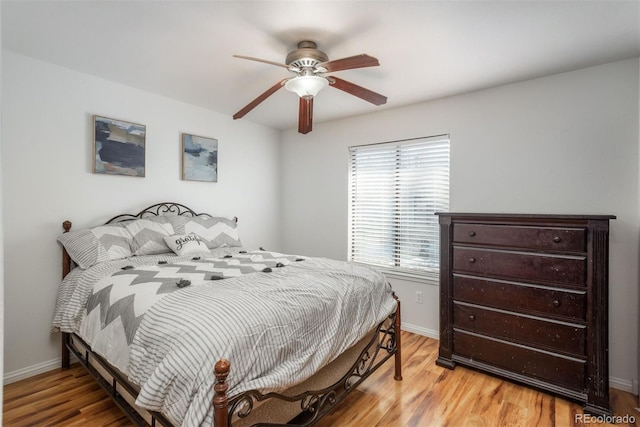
393,293,403,381
213,359,230,427
61,220,72,369
62,221,72,277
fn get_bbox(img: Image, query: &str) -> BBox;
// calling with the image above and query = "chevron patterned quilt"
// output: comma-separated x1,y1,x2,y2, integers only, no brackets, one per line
52,247,396,426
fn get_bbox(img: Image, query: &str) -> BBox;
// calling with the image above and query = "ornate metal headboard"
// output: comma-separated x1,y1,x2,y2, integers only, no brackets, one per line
61,202,237,279
104,202,212,224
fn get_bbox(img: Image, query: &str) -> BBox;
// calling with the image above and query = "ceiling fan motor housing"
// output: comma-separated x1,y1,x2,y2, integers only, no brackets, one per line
286,41,329,69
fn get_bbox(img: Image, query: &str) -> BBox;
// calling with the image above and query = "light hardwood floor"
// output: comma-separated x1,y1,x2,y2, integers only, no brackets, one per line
4,332,639,426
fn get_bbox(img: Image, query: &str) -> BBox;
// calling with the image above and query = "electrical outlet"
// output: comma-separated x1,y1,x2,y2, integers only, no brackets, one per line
415,291,423,304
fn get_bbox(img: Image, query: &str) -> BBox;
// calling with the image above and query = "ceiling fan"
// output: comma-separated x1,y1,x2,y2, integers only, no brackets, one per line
232,41,387,134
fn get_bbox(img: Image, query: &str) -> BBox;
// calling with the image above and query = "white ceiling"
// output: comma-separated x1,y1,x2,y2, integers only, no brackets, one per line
2,1,639,131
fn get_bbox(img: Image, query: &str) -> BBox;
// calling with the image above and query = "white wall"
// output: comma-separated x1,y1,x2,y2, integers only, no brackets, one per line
0,4,4,418
1,51,282,379
280,58,640,390
3,50,639,396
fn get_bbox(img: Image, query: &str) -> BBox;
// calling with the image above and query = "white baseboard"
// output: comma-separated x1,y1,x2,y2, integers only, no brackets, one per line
402,322,439,340
610,376,638,394
4,357,62,384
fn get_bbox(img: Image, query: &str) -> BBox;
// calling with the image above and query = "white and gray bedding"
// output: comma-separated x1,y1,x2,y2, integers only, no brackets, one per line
52,247,396,426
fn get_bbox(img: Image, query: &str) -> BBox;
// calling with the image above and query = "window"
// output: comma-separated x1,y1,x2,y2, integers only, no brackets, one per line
348,135,450,279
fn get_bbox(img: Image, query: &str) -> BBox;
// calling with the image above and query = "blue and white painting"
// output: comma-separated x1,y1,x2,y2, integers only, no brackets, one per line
182,133,218,182
94,115,146,177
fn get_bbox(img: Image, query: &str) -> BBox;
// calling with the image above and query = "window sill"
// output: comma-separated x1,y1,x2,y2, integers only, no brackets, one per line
370,267,439,286
351,261,440,286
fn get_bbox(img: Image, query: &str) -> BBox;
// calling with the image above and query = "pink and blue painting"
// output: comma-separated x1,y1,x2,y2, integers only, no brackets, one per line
93,115,146,177
182,133,218,182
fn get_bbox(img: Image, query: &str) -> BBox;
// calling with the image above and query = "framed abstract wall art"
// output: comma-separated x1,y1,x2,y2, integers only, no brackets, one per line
182,133,218,182
93,115,146,177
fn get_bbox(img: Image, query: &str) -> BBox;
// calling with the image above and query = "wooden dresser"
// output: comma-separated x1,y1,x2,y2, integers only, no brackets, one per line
435,213,615,415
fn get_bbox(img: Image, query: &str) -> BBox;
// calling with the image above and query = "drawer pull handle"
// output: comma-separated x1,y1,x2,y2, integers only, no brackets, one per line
469,231,476,237
469,315,475,321
553,236,561,243
469,257,476,263
552,299,561,307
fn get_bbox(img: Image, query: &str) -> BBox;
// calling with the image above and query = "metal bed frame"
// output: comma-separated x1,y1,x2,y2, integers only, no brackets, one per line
59,202,402,427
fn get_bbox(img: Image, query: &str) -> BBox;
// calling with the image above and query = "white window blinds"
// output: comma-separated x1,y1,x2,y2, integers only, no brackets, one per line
348,135,450,278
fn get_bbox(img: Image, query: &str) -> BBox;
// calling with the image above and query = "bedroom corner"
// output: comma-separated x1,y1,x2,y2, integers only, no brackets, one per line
0,50,283,384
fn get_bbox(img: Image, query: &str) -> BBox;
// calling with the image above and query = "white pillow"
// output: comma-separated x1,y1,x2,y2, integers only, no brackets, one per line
58,222,134,269
127,216,175,255
163,233,209,256
168,216,241,248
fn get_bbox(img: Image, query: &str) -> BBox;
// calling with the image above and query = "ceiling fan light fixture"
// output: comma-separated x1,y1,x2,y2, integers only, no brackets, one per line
285,75,328,98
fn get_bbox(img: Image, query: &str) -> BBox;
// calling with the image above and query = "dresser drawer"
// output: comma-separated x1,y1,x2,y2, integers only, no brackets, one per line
454,302,585,355
453,275,586,320
453,247,586,286
453,330,585,391
453,223,586,252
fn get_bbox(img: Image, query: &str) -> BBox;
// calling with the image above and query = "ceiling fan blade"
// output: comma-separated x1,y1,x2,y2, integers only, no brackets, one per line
233,55,293,70
233,79,287,119
329,76,387,105
320,54,380,73
298,97,313,134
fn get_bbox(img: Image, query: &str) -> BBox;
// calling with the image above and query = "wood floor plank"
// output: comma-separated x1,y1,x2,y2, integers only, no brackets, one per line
4,332,639,426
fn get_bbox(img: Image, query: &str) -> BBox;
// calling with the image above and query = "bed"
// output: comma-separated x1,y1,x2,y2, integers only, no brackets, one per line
52,202,402,426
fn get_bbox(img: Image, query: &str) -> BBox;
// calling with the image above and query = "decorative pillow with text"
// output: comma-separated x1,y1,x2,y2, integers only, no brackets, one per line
164,233,210,256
